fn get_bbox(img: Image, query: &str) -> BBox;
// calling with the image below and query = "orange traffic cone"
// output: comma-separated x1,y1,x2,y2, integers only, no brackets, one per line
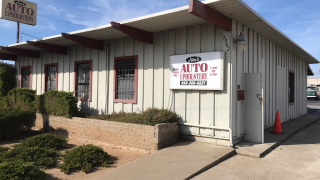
272,110,285,134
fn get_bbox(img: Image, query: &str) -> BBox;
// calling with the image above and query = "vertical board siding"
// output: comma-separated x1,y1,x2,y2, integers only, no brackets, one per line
123,37,134,113
200,24,215,137
108,39,115,113
163,30,175,111
186,25,200,135
113,38,125,112
15,21,310,142
132,41,144,112
174,27,187,125
98,42,108,114
153,32,165,109
230,20,237,137
58,55,64,91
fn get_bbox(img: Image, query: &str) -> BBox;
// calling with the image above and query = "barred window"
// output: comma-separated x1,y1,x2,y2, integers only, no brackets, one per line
114,56,137,103
75,61,91,101
21,66,31,89
289,71,294,103
45,64,57,92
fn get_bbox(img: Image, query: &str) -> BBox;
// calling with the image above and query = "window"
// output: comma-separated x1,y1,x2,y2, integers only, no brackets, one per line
44,63,58,92
114,56,137,103
21,66,31,89
289,70,294,104
74,60,92,101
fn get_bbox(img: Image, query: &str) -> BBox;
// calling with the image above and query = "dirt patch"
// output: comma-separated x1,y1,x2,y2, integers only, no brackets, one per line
1,137,149,180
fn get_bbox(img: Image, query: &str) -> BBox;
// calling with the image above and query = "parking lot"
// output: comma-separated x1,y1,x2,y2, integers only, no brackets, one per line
308,98,320,114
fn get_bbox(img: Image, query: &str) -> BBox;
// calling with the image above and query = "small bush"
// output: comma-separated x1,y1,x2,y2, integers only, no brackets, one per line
0,108,36,138
58,144,113,174
15,133,68,150
0,146,57,168
0,160,46,180
34,90,78,118
0,62,17,97
87,108,179,126
0,146,10,153
1,88,36,110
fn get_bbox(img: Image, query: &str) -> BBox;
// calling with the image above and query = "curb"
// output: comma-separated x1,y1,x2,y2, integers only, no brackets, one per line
260,116,320,158
185,150,236,179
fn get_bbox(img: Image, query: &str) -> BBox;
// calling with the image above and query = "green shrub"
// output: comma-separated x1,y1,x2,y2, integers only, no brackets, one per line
0,146,57,168
0,160,46,180
1,88,36,110
15,133,68,150
0,146,10,153
0,108,36,138
87,108,179,126
34,90,78,118
0,62,17,97
58,144,113,174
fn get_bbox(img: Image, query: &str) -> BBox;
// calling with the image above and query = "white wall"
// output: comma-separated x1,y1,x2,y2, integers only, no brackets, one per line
16,20,308,141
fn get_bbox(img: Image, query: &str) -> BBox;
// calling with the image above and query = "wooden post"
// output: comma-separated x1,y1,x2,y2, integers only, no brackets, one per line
17,22,20,43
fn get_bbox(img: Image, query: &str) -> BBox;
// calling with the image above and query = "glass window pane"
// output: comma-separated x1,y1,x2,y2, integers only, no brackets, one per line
22,68,30,88
76,63,90,99
45,66,57,91
115,59,135,100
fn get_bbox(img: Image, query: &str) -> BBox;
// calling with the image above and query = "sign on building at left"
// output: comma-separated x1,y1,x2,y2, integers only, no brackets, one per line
0,0,37,26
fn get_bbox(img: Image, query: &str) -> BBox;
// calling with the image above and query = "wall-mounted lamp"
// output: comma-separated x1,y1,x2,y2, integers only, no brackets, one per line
234,32,247,51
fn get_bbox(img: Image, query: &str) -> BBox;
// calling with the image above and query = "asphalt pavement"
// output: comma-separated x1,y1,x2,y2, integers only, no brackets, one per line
193,100,320,180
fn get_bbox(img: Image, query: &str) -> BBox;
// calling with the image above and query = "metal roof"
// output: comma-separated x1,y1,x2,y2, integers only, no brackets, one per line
1,0,318,64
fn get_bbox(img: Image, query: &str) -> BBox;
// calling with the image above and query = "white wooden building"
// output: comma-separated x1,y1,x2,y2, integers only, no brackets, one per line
0,0,318,146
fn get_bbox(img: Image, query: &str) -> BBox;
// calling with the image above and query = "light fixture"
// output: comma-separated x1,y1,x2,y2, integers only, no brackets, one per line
234,32,247,51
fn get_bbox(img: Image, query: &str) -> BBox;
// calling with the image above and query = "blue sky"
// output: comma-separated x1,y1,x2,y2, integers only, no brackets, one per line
1,0,320,77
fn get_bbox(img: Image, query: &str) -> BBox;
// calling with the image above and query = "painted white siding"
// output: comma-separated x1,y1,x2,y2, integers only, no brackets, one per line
15,20,309,141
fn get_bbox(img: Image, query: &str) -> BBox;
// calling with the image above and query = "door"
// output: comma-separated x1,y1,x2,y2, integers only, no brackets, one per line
276,67,285,122
244,73,263,143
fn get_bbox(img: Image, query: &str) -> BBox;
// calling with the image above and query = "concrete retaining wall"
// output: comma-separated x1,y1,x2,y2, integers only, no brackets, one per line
35,113,179,152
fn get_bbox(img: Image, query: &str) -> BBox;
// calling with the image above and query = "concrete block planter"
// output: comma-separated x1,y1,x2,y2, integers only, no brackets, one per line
34,113,179,152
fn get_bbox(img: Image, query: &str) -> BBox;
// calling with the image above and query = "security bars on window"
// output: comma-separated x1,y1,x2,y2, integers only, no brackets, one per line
115,59,135,100
75,63,90,99
22,68,30,88
45,66,57,91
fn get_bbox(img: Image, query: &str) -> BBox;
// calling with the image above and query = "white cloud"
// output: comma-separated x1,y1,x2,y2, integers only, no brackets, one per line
66,14,76,18
48,23,58,31
39,4,62,15
79,6,100,12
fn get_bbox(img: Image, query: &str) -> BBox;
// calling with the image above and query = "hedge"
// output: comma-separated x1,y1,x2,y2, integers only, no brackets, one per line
58,144,113,174
0,146,57,168
34,90,78,118
0,108,36,138
15,133,68,150
0,160,46,180
0,62,17,97
87,108,179,126
1,88,36,110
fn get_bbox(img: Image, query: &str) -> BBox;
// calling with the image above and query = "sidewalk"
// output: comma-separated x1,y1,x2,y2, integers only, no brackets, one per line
88,140,234,180
236,110,320,158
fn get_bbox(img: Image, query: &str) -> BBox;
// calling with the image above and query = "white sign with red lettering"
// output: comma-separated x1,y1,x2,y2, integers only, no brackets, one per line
0,0,37,26
170,52,224,90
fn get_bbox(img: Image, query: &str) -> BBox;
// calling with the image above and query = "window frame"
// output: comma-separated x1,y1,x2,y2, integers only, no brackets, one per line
20,66,32,89
113,56,138,104
44,63,58,92
288,70,295,105
74,60,92,102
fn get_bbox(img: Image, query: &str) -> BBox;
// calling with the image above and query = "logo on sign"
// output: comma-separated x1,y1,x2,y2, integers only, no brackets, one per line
186,56,201,63
14,1,26,6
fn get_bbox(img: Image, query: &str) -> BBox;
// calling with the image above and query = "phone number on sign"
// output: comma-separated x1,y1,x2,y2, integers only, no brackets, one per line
180,81,207,86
